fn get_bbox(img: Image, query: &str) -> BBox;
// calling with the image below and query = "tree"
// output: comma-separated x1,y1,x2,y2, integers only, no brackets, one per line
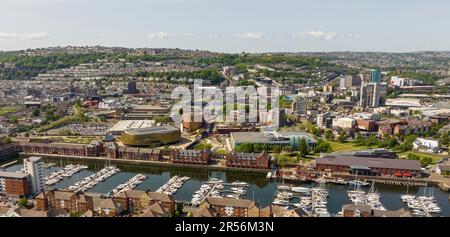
17,198,28,208
354,132,363,145
9,116,18,124
32,109,40,117
1,136,12,144
337,132,348,143
298,138,309,157
314,139,333,153
324,130,334,141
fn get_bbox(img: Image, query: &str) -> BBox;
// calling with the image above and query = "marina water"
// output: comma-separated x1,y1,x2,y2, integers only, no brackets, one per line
3,156,450,216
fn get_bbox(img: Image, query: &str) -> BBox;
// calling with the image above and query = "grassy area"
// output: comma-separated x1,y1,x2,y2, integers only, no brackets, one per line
36,105,86,133
275,153,299,167
327,141,369,152
0,106,20,116
398,151,446,164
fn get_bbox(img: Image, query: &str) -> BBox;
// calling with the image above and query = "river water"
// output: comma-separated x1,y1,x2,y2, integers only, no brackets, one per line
3,156,450,216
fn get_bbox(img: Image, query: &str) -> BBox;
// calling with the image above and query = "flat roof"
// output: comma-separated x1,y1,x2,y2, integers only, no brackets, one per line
0,171,28,179
231,132,268,143
316,156,421,171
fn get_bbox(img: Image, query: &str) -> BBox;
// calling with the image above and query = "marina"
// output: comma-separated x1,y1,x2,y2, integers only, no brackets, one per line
156,175,190,196
109,173,148,196
44,164,89,186
190,178,250,206
68,166,120,193
2,156,450,216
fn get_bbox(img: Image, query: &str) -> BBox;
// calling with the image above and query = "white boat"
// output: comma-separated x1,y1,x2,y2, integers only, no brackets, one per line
291,187,310,193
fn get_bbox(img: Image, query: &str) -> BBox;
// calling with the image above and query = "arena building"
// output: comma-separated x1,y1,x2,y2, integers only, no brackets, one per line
121,126,181,147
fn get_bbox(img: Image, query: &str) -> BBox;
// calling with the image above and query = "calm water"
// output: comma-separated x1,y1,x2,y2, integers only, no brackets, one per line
4,157,450,216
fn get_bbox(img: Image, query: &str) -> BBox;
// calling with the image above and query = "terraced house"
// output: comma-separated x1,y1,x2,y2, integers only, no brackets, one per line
36,190,94,214
170,149,212,165
226,151,270,169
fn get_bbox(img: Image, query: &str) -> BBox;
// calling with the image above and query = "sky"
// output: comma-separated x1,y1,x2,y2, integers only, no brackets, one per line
1,0,450,53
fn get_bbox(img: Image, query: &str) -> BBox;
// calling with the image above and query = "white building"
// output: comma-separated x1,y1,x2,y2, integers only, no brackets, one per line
413,138,441,153
390,76,407,87
332,117,356,129
23,156,44,194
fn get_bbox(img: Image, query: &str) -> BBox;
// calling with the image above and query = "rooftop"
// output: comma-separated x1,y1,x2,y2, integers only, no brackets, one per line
317,155,421,171
124,126,179,136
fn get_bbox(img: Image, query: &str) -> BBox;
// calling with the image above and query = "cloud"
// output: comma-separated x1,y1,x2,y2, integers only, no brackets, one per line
346,33,361,39
184,33,196,37
295,31,338,40
233,32,264,39
147,32,173,40
0,32,48,40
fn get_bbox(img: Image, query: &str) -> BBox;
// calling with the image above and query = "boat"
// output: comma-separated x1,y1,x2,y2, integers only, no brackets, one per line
272,199,290,205
348,180,370,187
231,181,249,187
291,186,310,193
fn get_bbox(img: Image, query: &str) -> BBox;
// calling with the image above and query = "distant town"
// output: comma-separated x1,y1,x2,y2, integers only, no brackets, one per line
0,46,449,217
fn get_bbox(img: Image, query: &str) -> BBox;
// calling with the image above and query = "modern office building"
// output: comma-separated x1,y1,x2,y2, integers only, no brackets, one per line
359,82,381,108
230,131,316,150
23,156,44,195
121,126,181,147
339,75,362,89
370,69,381,83
292,97,307,115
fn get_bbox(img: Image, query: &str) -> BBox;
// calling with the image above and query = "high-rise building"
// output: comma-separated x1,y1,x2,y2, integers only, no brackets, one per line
23,156,44,195
292,97,307,115
359,82,381,108
370,69,381,83
128,79,137,94
339,75,361,89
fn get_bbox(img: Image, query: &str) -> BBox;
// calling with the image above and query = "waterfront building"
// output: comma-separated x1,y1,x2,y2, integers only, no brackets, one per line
169,149,212,165
139,203,171,217
226,151,270,169
0,171,30,197
200,197,260,217
118,147,162,161
114,190,151,213
121,126,181,147
35,190,94,214
260,205,308,217
341,204,412,217
23,156,44,195
315,155,421,177
0,144,20,162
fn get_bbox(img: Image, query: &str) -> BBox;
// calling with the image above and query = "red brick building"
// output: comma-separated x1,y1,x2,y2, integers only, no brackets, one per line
226,151,270,169
0,171,30,197
35,190,93,214
169,149,212,165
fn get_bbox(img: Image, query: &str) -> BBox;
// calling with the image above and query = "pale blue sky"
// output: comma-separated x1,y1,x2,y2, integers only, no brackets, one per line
1,0,449,52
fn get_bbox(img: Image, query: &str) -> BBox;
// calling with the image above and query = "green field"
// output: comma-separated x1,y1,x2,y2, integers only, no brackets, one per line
0,106,20,116
399,151,446,164
327,141,369,152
